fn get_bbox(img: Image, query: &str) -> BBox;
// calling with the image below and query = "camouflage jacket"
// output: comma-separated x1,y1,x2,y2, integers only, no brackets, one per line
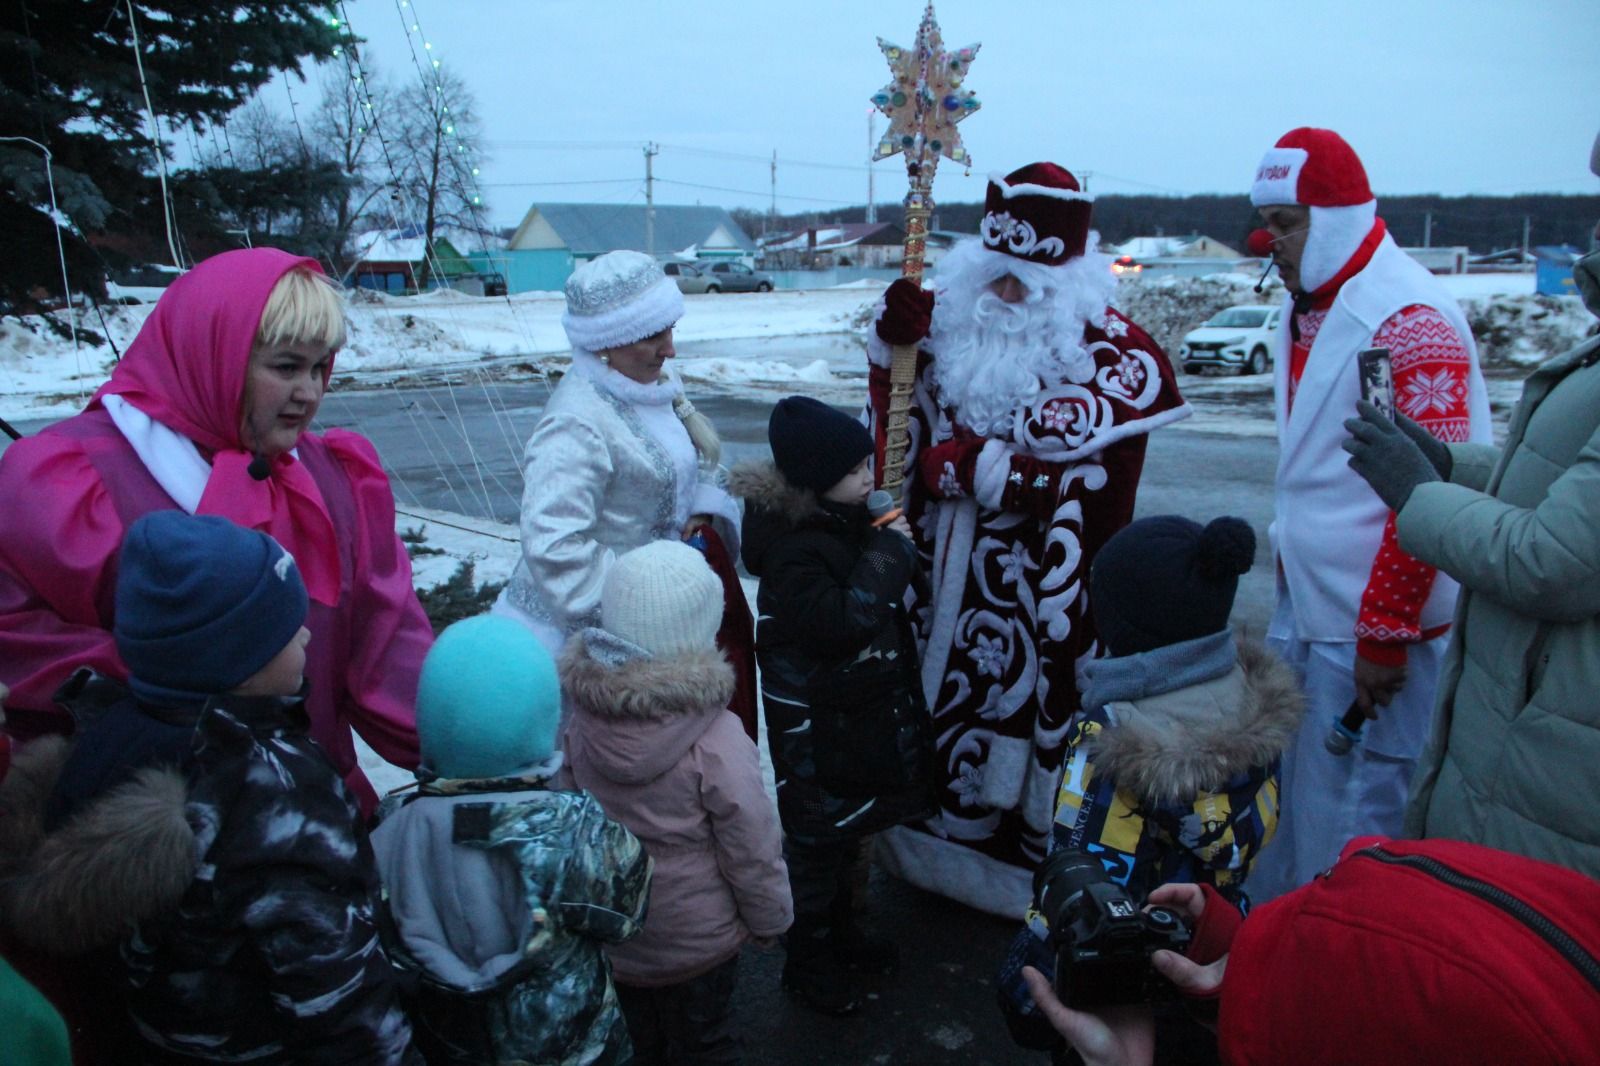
371,767,652,1066
0,678,418,1064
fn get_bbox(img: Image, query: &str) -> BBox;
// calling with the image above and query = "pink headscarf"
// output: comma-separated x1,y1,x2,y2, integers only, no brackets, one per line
94,248,341,605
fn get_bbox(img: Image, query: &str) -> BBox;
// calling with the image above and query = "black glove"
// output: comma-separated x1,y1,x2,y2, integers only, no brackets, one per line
1342,401,1441,512
1394,411,1452,479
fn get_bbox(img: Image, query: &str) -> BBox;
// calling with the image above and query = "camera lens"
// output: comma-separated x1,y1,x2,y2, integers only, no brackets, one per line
1033,849,1111,931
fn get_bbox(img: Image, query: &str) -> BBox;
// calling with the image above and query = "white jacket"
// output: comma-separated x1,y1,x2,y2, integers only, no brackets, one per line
1270,234,1491,643
499,352,740,649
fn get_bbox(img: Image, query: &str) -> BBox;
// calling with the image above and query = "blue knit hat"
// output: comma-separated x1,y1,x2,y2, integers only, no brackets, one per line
417,615,561,780
115,511,309,704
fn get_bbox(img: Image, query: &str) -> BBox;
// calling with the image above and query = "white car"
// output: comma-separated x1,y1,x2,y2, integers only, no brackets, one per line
1179,305,1282,376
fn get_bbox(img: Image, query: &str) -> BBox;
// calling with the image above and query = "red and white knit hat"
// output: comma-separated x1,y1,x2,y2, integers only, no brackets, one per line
1250,128,1379,293
979,162,1095,267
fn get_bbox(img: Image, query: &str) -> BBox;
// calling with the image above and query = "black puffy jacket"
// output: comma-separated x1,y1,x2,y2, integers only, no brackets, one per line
731,462,935,840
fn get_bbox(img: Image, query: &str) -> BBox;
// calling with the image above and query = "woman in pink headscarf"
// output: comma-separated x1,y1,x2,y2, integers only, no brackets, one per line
0,248,431,812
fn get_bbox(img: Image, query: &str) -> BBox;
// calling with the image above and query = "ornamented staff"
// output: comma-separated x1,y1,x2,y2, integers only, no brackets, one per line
870,2,980,492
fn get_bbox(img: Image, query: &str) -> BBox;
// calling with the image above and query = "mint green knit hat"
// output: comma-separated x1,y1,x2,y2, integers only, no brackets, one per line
416,614,560,779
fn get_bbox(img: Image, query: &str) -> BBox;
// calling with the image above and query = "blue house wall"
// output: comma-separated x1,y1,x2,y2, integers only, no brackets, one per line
469,249,575,293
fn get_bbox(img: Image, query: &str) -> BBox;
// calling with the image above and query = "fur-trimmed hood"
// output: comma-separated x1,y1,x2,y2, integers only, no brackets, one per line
729,460,861,578
559,636,735,785
0,742,196,956
1086,639,1303,806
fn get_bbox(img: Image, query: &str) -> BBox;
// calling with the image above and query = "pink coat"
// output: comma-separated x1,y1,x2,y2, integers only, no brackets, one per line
560,635,792,987
0,249,430,810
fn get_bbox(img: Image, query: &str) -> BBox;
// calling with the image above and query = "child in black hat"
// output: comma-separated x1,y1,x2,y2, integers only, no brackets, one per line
730,395,936,1015
0,511,416,1064
998,514,1303,1055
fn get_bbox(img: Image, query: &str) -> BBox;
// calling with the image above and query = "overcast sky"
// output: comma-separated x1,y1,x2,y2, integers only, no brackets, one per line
299,0,1599,229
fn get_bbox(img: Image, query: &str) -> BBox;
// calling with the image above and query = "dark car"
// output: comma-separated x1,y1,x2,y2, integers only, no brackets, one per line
696,260,775,293
482,272,508,297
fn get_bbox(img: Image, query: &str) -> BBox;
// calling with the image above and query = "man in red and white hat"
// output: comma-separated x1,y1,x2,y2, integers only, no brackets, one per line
1244,128,1492,900
864,162,1190,916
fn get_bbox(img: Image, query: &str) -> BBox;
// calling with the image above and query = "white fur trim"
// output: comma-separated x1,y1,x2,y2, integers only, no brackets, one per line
977,734,1030,810
1301,201,1378,295
569,348,681,406
920,499,979,707
1250,146,1309,207
972,439,1012,509
561,275,683,353
989,170,1095,203
875,824,1032,918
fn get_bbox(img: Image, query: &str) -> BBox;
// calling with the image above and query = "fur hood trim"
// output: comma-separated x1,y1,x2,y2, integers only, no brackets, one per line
728,460,819,527
560,637,734,722
1088,639,1304,806
0,765,197,955
0,735,69,876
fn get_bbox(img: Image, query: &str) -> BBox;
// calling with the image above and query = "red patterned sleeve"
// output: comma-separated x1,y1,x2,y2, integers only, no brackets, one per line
1354,304,1472,664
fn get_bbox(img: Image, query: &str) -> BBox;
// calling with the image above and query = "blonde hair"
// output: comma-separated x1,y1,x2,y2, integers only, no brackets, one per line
255,266,347,352
673,394,722,467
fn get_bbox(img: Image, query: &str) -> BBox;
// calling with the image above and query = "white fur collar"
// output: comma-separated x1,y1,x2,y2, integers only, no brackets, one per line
569,347,682,407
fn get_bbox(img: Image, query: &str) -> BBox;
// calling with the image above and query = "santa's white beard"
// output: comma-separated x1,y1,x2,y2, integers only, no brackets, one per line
927,238,1117,436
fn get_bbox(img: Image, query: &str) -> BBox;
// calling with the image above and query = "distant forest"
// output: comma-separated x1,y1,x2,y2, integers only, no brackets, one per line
734,194,1600,256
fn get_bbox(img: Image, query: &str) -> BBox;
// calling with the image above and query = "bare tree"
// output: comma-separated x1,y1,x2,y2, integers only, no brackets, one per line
391,66,487,289
310,60,393,272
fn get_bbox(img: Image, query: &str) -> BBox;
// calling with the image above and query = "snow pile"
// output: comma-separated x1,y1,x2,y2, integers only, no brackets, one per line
1112,272,1593,370
1110,274,1278,357
677,357,838,388
1458,292,1596,367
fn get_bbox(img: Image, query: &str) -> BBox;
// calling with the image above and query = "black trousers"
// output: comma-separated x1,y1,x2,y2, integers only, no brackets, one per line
784,832,863,922
615,955,742,1066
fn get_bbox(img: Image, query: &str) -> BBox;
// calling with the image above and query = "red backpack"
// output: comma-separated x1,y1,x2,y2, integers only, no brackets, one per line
1220,836,1600,1066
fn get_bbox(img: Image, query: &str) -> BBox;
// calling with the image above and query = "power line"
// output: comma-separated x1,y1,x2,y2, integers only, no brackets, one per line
655,179,858,206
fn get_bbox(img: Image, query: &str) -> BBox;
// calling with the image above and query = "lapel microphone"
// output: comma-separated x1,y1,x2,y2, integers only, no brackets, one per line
247,453,272,481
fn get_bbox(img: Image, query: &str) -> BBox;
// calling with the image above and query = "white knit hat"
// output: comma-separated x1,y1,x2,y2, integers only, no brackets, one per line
562,250,685,353
600,540,723,658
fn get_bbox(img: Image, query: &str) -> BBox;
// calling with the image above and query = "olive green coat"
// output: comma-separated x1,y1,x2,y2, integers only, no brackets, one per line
1401,250,1600,878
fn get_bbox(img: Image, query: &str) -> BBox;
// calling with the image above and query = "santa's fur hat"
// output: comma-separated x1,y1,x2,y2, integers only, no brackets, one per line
979,162,1095,267
1251,128,1378,294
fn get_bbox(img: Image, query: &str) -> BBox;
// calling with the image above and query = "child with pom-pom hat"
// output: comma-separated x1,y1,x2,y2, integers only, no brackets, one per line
998,515,1304,1055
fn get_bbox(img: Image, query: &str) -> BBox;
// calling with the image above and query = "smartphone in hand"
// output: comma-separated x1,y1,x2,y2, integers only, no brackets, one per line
1357,347,1394,420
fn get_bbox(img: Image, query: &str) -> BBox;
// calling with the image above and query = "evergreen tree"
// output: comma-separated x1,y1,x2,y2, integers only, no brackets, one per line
0,1,341,307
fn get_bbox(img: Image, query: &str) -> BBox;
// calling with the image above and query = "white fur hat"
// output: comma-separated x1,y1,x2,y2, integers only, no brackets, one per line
600,540,723,658
562,250,684,353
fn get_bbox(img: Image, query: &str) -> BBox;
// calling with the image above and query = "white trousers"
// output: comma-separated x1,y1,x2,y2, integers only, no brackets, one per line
1247,597,1446,903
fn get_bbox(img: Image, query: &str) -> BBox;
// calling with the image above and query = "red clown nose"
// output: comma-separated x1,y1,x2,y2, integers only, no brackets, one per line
1246,228,1276,257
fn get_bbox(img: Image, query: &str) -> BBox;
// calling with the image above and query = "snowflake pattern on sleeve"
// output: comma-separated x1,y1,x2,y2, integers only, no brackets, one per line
1355,304,1471,658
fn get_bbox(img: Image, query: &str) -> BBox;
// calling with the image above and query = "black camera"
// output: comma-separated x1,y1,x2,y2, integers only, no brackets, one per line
1033,849,1192,1008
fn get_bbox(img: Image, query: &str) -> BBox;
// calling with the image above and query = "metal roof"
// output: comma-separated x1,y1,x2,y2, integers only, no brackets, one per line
522,203,755,256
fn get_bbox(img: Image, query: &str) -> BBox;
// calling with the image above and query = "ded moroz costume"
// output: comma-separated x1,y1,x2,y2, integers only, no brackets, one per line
866,163,1190,916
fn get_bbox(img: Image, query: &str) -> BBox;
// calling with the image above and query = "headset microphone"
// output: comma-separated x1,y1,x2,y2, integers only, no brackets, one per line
1247,228,1277,293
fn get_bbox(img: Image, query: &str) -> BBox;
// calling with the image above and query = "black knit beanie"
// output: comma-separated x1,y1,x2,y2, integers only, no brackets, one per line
1090,515,1255,657
767,395,873,493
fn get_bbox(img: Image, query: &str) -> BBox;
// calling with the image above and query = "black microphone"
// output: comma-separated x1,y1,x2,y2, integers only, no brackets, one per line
1324,700,1368,756
867,488,902,528
247,453,272,481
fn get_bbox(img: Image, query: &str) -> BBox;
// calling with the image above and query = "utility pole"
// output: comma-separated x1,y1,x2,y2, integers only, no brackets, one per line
1522,214,1531,262
1081,169,1092,194
643,142,658,257
866,112,876,224
1423,210,1432,248
769,150,778,235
